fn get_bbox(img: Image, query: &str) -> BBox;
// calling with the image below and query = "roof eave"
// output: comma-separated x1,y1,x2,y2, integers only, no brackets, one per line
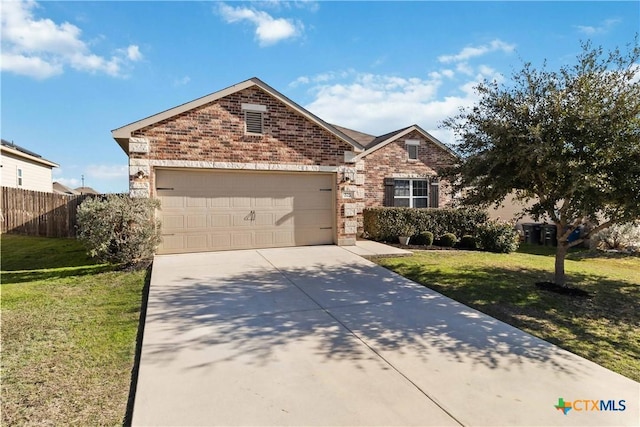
353,125,458,161
111,77,365,155
0,145,59,168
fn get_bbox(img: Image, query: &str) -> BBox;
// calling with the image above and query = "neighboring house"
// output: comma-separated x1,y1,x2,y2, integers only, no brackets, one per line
53,182,80,195
112,77,457,254
74,186,100,195
1,139,58,193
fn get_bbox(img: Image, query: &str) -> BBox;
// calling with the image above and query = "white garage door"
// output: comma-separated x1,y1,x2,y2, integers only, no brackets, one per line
155,169,335,254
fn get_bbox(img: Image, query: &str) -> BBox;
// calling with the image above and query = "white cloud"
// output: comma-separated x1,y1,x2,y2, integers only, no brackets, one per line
86,164,128,180
294,67,505,146
438,39,515,63
1,0,142,79
576,18,621,35
173,75,191,86
218,3,302,46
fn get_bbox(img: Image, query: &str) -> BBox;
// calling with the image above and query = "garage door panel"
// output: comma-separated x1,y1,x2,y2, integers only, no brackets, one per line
156,170,334,254
232,233,253,247
187,215,207,229
186,234,208,249
210,214,231,228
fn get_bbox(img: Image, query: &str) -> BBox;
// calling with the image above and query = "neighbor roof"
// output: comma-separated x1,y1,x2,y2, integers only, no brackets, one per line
112,77,365,154
75,186,100,195
353,124,459,160
1,139,59,168
53,182,79,195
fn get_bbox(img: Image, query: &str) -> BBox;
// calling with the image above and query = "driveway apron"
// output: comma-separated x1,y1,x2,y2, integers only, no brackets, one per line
132,246,639,426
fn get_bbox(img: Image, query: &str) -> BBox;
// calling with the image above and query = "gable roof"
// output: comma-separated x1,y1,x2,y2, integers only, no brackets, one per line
112,77,365,154
353,124,458,161
1,139,59,168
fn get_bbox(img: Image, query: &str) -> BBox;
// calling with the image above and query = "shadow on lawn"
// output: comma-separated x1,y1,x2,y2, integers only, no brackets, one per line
383,259,639,375
1,264,114,284
136,259,603,380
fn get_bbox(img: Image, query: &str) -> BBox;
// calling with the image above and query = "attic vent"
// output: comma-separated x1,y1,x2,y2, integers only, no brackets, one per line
242,103,266,135
245,110,263,134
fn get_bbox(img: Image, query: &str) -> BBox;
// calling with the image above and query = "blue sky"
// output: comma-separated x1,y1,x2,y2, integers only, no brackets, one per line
2,1,638,193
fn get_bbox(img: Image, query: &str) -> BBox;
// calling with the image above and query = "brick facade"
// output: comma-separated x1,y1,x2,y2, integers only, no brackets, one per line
127,85,362,246
362,130,456,208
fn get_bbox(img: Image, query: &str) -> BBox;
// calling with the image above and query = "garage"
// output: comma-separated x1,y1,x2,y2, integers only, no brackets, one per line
155,169,335,254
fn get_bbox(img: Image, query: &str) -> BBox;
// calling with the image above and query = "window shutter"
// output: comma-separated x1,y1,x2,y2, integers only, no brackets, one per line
430,179,440,208
384,178,395,206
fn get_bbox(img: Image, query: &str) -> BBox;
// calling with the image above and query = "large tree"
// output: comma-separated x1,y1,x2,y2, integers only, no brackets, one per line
442,41,640,286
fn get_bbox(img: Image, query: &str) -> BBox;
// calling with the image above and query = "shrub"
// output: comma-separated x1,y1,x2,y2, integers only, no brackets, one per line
363,207,488,241
438,233,457,247
591,221,640,252
77,194,161,265
412,231,434,246
458,234,478,250
476,221,520,253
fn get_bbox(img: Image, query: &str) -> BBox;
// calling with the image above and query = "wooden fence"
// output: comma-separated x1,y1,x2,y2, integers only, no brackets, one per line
1,187,93,238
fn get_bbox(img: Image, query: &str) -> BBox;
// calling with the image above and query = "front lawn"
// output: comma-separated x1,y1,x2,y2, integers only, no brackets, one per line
1,234,147,426
374,244,640,382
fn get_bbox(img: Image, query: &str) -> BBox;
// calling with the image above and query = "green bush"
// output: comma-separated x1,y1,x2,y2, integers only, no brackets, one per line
363,207,488,241
476,221,520,253
458,234,478,249
412,231,434,246
438,233,457,247
77,194,161,265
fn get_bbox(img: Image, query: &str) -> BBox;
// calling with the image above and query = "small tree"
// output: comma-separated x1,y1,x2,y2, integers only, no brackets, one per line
442,40,640,286
77,194,161,266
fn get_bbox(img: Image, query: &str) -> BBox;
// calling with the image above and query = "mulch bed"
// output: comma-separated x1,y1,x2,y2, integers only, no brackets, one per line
535,281,592,297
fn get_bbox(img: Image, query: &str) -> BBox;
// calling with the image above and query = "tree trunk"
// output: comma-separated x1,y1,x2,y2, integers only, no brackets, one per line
554,242,569,286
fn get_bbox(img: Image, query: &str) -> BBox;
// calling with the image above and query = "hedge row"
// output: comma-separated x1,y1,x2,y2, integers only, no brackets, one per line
363,207,489,241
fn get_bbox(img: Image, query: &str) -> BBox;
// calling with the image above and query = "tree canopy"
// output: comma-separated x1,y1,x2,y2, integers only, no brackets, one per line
442,40,640,285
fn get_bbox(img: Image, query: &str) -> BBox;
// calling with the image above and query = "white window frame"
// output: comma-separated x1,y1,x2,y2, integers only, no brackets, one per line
17,168,23,186
394,178,429,208
405,139,420,160
242,103,267,135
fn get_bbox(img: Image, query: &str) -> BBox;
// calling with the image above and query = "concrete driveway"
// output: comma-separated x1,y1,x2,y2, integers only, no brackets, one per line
132,245,639,426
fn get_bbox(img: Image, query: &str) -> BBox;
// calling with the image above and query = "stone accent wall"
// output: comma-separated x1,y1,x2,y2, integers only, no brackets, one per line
362,130,457,208
127,85,362,245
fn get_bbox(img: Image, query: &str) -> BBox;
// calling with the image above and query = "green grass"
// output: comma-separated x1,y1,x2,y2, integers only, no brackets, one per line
374,244,640,382
1,234,147,426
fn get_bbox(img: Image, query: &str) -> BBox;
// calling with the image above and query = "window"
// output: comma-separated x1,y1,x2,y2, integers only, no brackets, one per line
242,103,266,135
393,179,429,208
17,168,23,186
384,177,440,208
405,139,419,160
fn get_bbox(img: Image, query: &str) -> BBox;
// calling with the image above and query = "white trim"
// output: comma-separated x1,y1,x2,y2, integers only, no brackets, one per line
405,139,420,146
0,145,59,168
136,158,342,173
241,103,267,112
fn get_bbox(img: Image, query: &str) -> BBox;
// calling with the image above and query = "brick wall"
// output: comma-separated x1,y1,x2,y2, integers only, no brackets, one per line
362,130,456,208
131,86,353,166
127,85,362,245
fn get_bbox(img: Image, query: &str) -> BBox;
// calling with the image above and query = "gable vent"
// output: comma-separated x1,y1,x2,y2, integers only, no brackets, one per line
245,110,263,134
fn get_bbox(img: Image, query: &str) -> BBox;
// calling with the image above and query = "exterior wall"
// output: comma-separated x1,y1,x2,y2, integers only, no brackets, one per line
0,151,54,193
362,130,456,208
127,86,363,245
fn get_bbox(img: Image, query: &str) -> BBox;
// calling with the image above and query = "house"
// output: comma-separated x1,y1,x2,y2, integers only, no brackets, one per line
112,77,457,254
74,186,100,195
53,182,80,195
1,139,58,193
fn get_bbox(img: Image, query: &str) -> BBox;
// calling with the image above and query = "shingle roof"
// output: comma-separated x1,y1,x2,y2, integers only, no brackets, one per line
363,126,413,150
330,125,377,147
